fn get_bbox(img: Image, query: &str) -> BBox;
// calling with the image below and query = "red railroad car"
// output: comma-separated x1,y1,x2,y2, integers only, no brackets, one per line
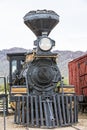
68,54,87,96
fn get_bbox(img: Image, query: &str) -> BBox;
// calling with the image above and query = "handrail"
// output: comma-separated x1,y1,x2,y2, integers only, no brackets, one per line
0,77,7,94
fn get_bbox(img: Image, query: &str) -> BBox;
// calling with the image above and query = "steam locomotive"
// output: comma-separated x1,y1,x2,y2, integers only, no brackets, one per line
7,10,78,128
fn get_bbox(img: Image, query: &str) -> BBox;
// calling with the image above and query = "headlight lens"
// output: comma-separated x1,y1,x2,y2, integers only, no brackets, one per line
39,37,52,51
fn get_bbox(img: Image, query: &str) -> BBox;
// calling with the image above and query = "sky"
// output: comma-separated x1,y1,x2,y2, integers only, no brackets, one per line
0,0,87,51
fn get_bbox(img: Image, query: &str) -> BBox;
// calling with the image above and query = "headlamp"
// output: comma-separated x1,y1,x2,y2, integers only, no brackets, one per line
39,37,52,51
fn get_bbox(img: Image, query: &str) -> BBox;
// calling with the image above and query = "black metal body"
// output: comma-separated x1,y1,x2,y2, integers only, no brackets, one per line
27,57,61,94
7,10,78,128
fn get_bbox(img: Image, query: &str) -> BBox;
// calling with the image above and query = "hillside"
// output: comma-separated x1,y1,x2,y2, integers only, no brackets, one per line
0,47,87,83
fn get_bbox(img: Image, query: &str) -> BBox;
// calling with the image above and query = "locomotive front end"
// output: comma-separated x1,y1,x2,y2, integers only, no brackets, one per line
23,10,61,94
11,10,79,128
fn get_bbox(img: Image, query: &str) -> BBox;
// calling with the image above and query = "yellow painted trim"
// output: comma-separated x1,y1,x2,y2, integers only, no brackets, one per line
59,88,75,93
11,87,27,93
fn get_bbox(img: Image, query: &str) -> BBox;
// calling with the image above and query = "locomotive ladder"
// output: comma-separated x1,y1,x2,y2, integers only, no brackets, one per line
14,94,78,128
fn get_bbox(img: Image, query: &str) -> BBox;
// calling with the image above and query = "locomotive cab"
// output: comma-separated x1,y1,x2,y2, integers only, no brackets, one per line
7,52,27,104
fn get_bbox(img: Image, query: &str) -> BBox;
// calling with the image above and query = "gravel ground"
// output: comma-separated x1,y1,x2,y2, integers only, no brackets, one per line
0,113,87,130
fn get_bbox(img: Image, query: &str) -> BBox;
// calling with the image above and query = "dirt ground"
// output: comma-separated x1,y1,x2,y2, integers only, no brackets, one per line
0,112,87,130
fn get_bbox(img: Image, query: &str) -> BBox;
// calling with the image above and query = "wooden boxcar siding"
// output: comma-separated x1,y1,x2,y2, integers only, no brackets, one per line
68,54,87,96
68,61,79,95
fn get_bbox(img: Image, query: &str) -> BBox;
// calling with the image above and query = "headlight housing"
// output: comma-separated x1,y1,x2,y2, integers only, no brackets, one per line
39,37,52,51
